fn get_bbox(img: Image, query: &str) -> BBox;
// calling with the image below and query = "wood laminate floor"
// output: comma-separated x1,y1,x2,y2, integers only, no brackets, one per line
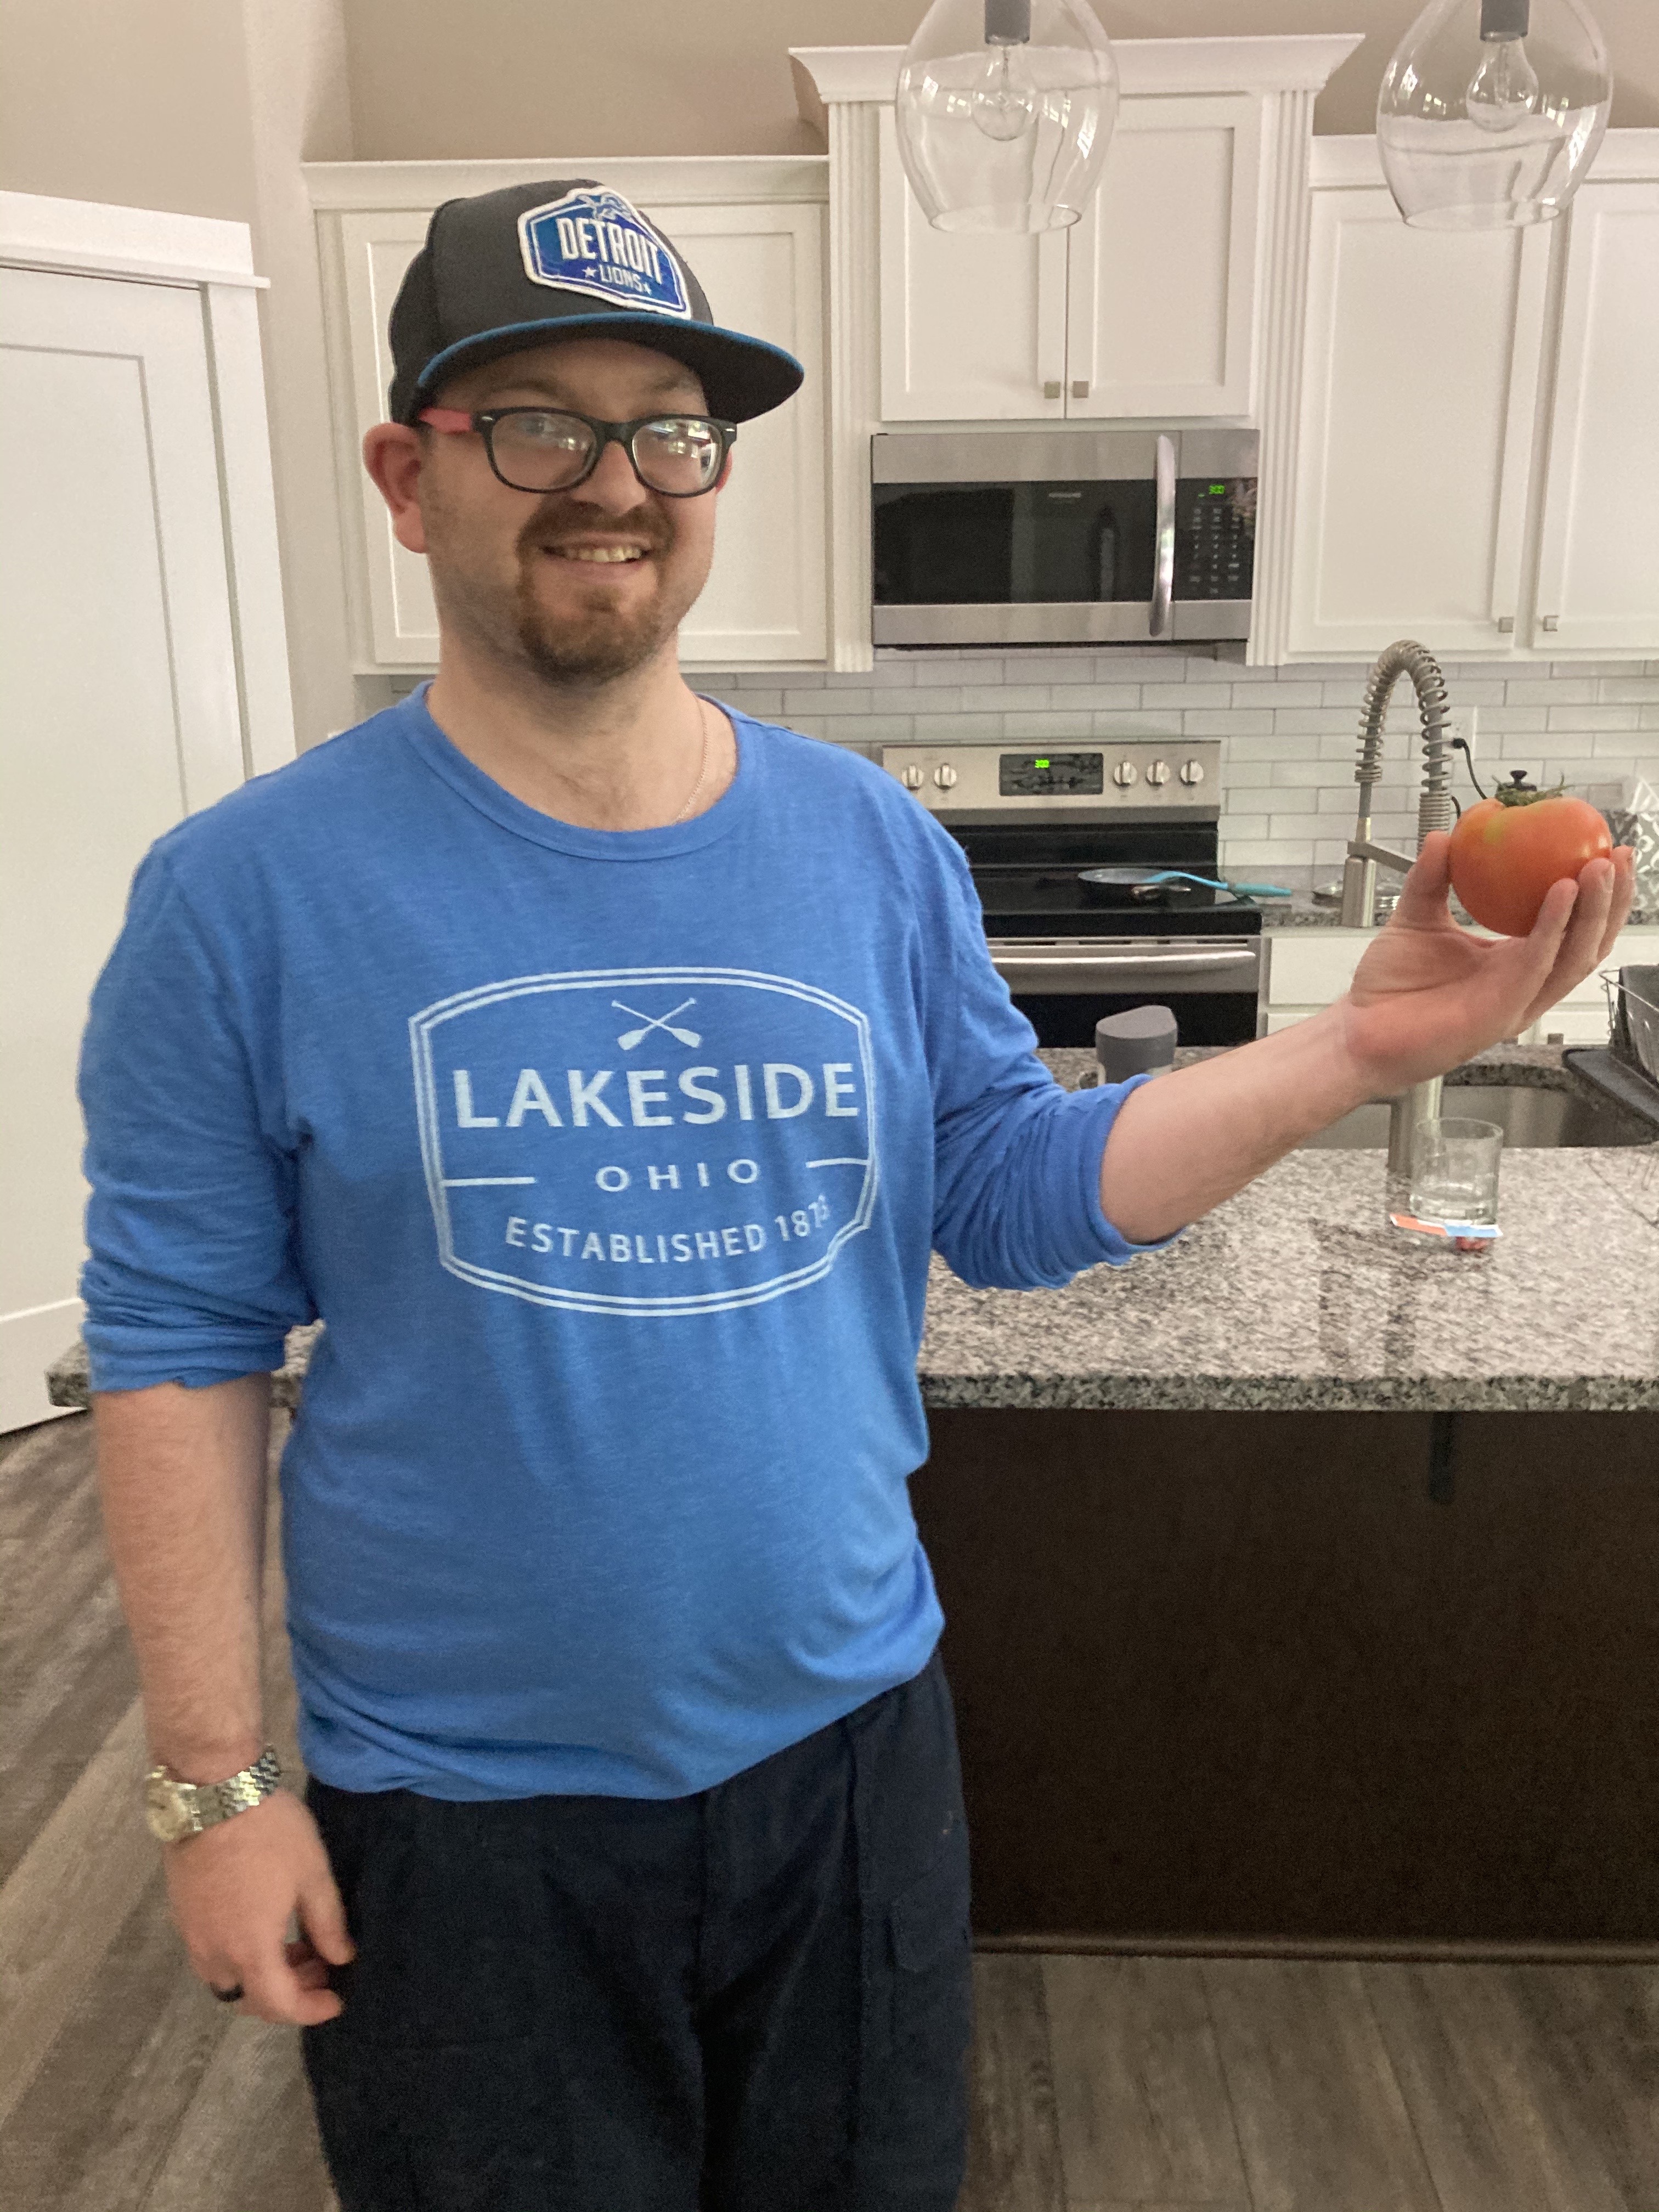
4,1411,1656,2212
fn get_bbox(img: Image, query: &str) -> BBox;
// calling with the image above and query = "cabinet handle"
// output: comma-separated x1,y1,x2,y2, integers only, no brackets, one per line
1541,614,1560,632
1043,380,1062,400
1071,379,1090,398
1496,614,1515,634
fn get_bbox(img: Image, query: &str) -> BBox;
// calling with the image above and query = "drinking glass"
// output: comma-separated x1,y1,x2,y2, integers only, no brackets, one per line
1408,1115,1503,1229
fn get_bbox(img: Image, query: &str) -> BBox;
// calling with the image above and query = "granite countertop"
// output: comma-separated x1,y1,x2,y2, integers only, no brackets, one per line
915,1046,1659,1413
46,1050,1659,1421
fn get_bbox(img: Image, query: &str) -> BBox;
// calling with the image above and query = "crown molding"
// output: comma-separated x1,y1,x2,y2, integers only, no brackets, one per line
790,35,1368,116
0,189,265,287
303,156,828,213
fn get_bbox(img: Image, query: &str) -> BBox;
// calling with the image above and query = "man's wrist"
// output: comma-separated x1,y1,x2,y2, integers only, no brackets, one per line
149,1740,266,1787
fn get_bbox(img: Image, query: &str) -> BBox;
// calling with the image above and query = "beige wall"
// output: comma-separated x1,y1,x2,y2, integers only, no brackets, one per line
342,0,1658,158
0,0,260,219
0,0,360,753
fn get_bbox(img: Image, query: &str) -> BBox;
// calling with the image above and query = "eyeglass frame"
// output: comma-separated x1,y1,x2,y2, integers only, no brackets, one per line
416,405,737,498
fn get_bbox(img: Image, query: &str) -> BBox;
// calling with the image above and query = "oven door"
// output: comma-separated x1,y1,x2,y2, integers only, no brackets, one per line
989,938,1263,1049
871,427,1256,648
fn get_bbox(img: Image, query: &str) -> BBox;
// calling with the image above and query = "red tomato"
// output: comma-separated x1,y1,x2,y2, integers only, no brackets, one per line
1447,791,1612,936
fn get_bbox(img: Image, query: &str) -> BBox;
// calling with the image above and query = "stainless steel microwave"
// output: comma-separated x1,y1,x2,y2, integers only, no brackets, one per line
871,426,1257,649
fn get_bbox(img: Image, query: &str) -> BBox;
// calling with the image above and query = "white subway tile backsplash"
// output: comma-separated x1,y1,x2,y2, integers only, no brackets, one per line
1186,709,1273,736
725,649,1659,868
1507,679,1598,704
1547,704,1642,731
912,713,1002,741
1473,707,1551,733
1230,681,1327,707
1141,682,1232,711
1063,684,1144,709
1002,710,1095,738
963,685,1051,713
1091,709,1184,734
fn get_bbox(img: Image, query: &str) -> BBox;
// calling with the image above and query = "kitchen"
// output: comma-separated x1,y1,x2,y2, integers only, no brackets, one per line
4,2,1659,2207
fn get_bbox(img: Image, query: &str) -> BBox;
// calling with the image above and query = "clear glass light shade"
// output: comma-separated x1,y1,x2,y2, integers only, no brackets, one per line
1378,0,1612,229
894,0,1120,234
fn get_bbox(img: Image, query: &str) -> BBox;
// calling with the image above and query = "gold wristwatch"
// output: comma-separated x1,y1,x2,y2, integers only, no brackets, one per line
144,1747,283,1843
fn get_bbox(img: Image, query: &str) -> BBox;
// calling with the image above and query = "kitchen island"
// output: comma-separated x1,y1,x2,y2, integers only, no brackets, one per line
912,1044,1659,1954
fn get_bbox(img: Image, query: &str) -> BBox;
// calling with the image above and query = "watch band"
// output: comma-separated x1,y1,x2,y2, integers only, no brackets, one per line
144,1747,283,1842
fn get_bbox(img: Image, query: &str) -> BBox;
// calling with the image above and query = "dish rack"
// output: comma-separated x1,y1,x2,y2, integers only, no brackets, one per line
1602,964,1659,1088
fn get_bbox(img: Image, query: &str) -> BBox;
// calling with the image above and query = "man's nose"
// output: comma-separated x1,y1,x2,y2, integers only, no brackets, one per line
575,437,651,514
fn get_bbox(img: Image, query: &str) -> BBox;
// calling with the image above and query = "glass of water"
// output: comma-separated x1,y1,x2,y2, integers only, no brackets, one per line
1408,1116,1503,1232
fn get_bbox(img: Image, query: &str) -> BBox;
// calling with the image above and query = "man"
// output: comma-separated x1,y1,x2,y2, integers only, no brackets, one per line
80,180,1631,2212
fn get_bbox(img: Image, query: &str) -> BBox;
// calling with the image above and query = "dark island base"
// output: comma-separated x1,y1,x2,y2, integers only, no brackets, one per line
912,1409,1659,1950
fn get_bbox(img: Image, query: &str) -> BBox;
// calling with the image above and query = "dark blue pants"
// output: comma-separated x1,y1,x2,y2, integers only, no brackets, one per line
300,1647,973,2211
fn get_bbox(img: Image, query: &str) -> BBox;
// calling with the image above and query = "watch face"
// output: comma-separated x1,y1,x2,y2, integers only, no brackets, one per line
144,1772,196,1843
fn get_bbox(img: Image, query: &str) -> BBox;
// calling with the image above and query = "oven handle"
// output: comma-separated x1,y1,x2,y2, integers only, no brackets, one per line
989,942,1260,994
1149,432,1176,639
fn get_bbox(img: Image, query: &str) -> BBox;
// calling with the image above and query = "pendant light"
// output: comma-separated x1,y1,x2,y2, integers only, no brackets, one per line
894,0,1120,234
1377,0,1612,229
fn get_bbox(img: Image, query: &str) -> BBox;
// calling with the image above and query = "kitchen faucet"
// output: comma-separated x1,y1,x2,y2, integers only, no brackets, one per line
1338,640,1457,1176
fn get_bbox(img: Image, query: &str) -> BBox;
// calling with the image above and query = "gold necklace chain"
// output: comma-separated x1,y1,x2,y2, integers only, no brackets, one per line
670,697,713,826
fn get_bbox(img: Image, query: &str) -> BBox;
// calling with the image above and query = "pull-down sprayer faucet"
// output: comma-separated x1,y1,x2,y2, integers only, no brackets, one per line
1338,640,1458,1176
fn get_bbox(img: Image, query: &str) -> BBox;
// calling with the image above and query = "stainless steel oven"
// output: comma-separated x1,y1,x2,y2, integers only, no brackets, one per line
881,739,1262,1049
871,427,1257,650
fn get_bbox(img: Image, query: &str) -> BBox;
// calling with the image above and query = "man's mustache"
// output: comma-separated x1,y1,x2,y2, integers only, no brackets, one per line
517,495,674,560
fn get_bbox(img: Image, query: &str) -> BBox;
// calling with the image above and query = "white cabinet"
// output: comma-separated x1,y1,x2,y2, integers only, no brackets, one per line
1533,173,1659,652
1288,157,1548,658
877,108,1067,421
877,89,1261,424
310,162,829,670
1286,133,1659,664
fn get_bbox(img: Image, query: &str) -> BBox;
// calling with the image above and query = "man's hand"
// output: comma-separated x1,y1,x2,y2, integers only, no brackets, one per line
1339,832,1634,1094
163,1786,356,2026
1097,833,1634,1247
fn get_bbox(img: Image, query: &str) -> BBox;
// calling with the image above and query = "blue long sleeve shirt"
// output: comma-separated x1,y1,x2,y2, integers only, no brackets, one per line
78,689,1167,1799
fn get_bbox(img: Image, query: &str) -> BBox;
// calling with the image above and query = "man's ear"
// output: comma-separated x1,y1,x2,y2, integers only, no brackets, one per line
363,424,430,556
714,449,735,493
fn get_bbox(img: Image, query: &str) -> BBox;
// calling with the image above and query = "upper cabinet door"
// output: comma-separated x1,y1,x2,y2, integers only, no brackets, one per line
877,106,1067,421
322,197,827,668
1532,176,1659,654
1286,173,1549,659
662,202,827,665
1065,94,1260,419
329,211,434,668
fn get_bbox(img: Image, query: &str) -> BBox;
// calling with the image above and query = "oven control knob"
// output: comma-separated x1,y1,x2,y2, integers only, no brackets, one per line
1146,759,1172,786
1179,759,1206,786
900,764,924,790
933,764,958,789
1112,760,1139,787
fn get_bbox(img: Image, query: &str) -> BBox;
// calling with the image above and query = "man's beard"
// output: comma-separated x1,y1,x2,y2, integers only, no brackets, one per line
428,493,697,686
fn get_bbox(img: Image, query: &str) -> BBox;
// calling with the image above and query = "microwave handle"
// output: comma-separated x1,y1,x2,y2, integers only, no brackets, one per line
1149,433,1176,639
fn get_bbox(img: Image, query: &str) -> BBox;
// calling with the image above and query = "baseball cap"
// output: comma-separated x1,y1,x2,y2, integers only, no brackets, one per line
387,180,805,426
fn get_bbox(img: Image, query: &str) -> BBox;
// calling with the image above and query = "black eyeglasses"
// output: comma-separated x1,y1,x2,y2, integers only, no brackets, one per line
418,406,736,498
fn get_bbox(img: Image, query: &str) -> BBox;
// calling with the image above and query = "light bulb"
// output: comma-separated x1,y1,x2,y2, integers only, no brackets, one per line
970,43,1036,140
1466,34,1542,129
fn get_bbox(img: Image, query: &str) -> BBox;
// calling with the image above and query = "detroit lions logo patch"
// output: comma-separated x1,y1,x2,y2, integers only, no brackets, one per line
517,188,692,320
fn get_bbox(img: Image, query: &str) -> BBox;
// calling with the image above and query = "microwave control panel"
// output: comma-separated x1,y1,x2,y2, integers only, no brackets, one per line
1177,478,1256,602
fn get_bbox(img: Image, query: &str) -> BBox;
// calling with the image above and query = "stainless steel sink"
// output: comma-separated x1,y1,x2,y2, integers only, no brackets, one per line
1297,1082,1655,1150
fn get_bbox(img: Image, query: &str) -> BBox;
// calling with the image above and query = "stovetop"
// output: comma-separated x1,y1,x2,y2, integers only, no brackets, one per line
949,825,1263,941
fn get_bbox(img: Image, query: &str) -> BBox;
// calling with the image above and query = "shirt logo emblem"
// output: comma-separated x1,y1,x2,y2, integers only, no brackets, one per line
517,189,692,320
409,968,879,1318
